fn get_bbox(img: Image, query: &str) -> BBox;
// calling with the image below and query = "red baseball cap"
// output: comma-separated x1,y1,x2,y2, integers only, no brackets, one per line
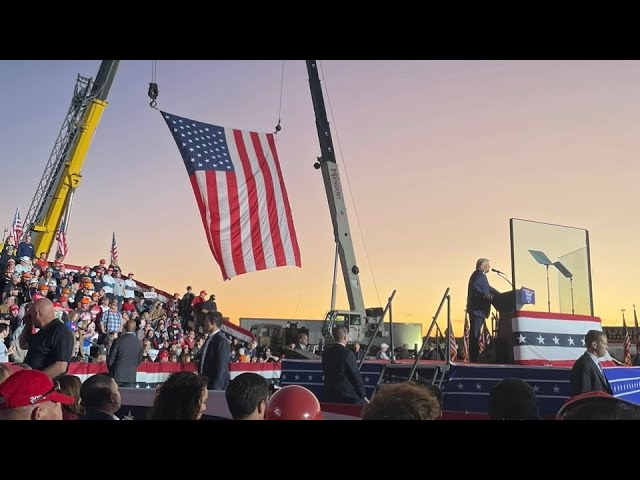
556,391,614,419
0,370,74,410
200,290,207,296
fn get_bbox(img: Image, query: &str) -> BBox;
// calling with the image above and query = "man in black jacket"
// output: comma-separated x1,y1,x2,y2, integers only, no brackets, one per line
199,311,230,391
466,258,500,362
570,330,613,397
107,320,143,387
322,327,367,405
180,286,195,330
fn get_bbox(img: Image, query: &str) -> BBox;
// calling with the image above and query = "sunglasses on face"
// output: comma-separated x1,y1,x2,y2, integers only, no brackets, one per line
29,381,61,404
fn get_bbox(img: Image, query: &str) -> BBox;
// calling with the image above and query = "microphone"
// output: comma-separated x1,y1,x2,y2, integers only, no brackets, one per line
491,268,505,275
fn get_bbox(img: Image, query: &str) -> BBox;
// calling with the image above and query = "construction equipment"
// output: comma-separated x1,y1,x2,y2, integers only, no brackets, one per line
306,60,386,345
23,60,120,257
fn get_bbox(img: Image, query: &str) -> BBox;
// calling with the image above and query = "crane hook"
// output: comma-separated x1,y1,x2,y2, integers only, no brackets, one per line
148,82,159,109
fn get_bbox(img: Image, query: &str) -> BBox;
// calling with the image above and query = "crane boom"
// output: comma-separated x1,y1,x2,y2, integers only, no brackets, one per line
306,60,383,345
24,60,119,257
306,60,366,317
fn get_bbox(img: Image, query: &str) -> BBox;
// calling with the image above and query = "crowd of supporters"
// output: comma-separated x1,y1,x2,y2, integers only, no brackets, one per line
0,235,274,367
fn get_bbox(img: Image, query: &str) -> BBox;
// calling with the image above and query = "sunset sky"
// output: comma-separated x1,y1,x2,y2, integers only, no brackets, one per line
1,60,639,332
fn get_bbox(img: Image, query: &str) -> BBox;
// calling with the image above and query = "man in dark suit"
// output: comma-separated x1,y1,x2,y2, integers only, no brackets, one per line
570,330,613,397
107,319,143,388
322,327,367,405
199,311,230,391
466,258,500,362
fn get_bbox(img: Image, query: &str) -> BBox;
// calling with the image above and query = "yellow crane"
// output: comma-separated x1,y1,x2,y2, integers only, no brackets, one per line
23,60,119,257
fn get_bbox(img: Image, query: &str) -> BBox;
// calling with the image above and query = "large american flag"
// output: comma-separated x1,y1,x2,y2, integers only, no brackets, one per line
161,111,301,280
110,232,118,265
9,207,22,247
56,218,68,257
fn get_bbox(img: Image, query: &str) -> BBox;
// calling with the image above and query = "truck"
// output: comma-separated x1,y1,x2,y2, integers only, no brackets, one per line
241,317,423,356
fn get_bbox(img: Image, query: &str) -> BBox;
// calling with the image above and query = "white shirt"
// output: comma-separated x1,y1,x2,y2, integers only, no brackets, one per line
587,351,603,374
377,350,390,360
124,279,137,299
102,274,115,294
0,339,8,362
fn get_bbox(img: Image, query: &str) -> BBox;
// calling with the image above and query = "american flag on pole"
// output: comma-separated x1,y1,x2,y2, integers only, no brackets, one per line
56,218,68,257
623,315,632,366
110,232,118,266
447,325,457,361
9,207,22,247
482,322,491,349
634,305,639,354
478,321,486,354
462,314,470,363
161,111,301,280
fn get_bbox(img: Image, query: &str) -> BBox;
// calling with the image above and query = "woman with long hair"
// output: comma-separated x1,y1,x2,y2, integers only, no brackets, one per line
57,374,85,420
148,372,209,420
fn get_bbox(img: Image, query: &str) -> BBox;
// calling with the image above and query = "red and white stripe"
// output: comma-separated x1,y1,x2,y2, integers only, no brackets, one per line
110,232,118,264
221,319,254,344
512,311,602,366
68,361,280,384
448,326,457,361
191,128,301,280
623,317,632,366
56,225,68,257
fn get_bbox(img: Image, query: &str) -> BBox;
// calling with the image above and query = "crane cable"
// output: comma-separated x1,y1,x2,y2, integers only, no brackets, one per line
274,61,285,135
148,60,159,109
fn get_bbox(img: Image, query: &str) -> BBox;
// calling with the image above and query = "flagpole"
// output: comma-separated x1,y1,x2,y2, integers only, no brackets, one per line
634,304,639,357
622,308,630,366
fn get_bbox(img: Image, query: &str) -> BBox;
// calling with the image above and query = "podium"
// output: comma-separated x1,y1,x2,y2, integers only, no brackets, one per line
492,288,536,363
492,288,536,313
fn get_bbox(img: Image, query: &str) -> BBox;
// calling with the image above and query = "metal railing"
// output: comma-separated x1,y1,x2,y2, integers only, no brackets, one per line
408,287,450,381
358,290,396,369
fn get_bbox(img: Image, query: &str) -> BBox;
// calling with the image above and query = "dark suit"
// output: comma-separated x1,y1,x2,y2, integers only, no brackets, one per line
199,330,230,391
107,332,143,387
466,270,499,362
322,343,366,404
79,409,118,420
569,352,613,397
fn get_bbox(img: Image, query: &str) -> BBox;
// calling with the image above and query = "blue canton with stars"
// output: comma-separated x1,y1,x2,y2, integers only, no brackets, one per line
161,111,234,175
513,331,586,347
